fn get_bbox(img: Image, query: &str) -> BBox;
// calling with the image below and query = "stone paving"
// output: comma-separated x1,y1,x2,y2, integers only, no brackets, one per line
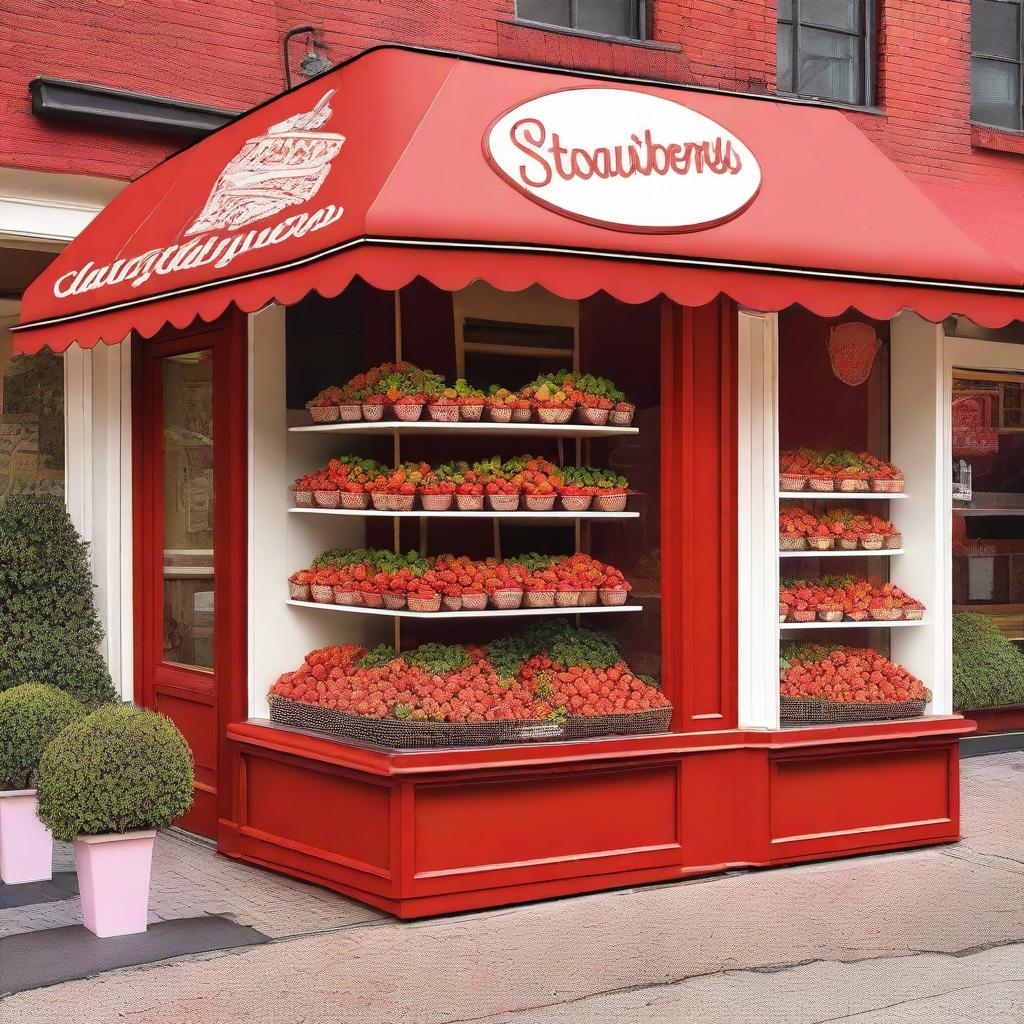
0,827,384,941
1,751,1022,1023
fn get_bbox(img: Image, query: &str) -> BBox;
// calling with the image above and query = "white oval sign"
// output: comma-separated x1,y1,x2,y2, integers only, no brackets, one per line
484,87,761,233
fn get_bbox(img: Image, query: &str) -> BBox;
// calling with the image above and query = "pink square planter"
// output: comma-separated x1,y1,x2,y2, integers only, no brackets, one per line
74,830,157,937
0,790,53,885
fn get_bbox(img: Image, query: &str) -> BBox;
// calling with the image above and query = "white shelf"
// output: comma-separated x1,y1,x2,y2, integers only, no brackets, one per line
289,507,639,520
779,548,904,558
780,619,925,630
287,599,642,619
779,491,907,501
289,420,638,438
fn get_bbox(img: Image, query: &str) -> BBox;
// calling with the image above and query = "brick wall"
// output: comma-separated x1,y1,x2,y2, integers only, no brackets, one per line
1,0,1022,205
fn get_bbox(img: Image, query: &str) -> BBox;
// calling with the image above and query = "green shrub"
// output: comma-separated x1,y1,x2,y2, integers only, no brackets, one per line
0,683,86,790
35,704,194,841
952,612,1024,710
0,495,117,707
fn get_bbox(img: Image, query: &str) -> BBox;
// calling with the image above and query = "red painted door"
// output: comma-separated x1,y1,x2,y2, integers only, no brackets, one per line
133,315,247,839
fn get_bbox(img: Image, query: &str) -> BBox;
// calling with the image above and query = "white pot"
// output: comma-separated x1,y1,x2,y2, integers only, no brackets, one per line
0,789,53,885
74,830,157,937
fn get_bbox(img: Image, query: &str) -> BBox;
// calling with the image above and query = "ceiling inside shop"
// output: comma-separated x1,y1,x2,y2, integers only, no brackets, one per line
0,247,57,299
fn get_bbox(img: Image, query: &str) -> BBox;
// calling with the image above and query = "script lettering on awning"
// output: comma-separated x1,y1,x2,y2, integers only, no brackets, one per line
485,88,761,233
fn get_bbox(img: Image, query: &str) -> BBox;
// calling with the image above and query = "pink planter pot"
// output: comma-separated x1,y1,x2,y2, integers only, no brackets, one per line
0,790,53,884
75,830,156,937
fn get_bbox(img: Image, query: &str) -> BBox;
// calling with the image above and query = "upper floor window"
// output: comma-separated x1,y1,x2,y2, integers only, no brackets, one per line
516,0,647,41
777,0,874,106
972,1,1024,130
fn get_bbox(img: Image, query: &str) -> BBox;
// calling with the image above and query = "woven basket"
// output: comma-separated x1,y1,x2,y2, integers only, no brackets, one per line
362,592,384,609
808,477,835,492
308,405,340,423
268,695,672,749
577,406,609,426
313,490,342,509
490,589,524,610
525,590,555,608
428,403,459,422
817,609,844,622
838,479,869,492
779,474,806,492
869,607,904,621
393,403,423,422
488,494,520,512
578,589,598,607
333,588,362,607
807,537,835,551
885,533,903,550
861,534,884,550
594,493,627,513
904,607,924,620
599,588,628,606
461,593,487,611
511,407,533,422
488,406,513,423
782,695,927,725
524,494,556,512
560,494,593,512
608,406,635,426
456,493,485,511
408,594,442,613
442,595,462,612
459,403,484,421
289,582,311,601
420,493,454,511
341,490,370,510
779,535,807,551
371,492,390,511
389,494,415,512
310,584,335,604
537,407,572,424
361,402,385,421
838,538,859,551
846,610,869,621
790,609,816,622
382,592,406,610
555,590,581,608
871,478,905,493
293,490,313,508
338,403,362,422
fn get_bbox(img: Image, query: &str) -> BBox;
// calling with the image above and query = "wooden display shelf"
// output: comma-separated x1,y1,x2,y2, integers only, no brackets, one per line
290,421,639,438
288,599,641,619
779,491,907,501
290,507,639,520
780,619,925,630
779,548,903,558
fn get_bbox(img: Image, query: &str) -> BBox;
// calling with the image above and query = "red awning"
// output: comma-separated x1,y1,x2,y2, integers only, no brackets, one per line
15,45,1024,353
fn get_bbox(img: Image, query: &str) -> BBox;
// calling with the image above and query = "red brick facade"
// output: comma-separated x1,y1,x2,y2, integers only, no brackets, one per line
1,1,1022,213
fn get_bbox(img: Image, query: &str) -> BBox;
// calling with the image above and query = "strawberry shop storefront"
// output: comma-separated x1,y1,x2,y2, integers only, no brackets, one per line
12,46,1024,918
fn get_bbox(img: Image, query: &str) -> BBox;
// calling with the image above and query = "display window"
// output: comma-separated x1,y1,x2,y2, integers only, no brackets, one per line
775,310,931,726
256,281,665,748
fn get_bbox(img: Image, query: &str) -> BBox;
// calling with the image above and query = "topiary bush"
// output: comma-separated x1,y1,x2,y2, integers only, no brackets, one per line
0,495,117,707
0,683,86,791
35,704,194,842
952,612,1024,710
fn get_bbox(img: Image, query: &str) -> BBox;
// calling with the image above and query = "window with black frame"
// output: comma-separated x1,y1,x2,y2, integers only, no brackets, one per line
516,0,647,40
972,0,1024,130
777,0,874,106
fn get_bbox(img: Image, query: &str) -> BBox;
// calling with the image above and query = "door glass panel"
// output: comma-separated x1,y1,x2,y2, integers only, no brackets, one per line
162,351,214,670
952,370,1024,709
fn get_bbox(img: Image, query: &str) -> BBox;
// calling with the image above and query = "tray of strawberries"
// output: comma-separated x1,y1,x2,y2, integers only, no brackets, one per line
780,450,904,493
779,577,924,623
779,508,902,551
288,549,633,613
780,643,929,723
267,622,672,748
304,364,637,427
290,456,633,514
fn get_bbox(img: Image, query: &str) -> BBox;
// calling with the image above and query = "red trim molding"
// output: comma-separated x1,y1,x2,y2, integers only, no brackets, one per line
961,704,1024,735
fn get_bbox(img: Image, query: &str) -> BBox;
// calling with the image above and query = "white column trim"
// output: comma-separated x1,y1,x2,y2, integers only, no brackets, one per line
737,309,780,729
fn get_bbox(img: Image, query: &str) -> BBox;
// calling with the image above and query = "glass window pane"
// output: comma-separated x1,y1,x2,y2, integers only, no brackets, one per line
778,0,794,22
972,56,1022,128
778,24,795,92
801,0,858,31
162,351,214,671
973,0,1021,60
798,27,861,103
576,0,635,36
517,0,571,26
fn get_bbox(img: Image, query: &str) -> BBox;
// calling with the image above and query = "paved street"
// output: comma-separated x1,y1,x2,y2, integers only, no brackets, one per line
1,750,1022,1024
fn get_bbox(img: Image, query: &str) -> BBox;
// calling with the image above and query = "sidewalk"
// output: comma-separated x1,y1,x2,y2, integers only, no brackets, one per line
1,750,1022,1023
